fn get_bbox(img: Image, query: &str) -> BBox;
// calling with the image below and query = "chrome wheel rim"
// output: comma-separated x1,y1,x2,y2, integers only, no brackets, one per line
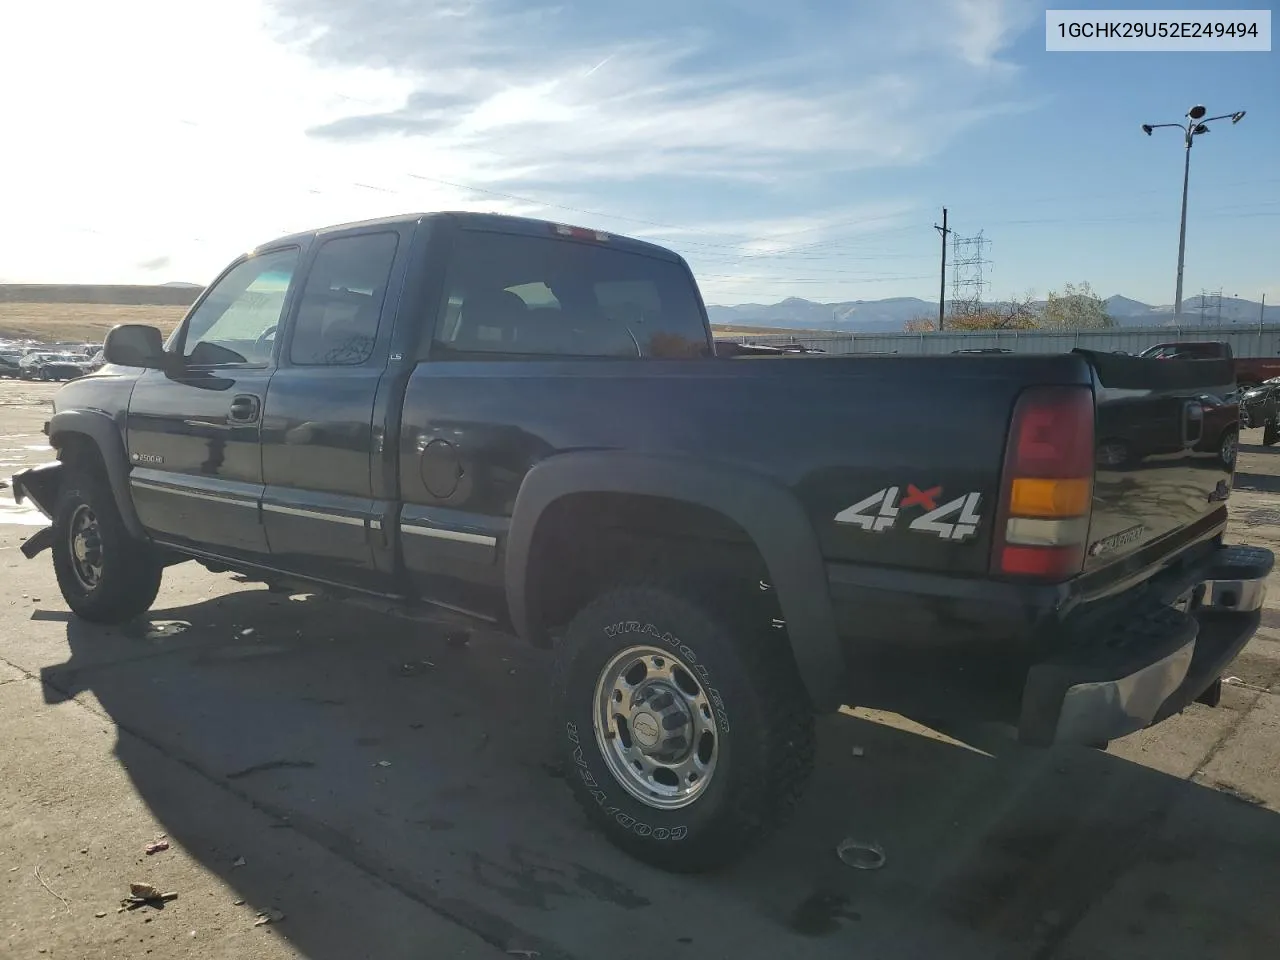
1222,432,1237,465
592,645,720,810
68,503,104,590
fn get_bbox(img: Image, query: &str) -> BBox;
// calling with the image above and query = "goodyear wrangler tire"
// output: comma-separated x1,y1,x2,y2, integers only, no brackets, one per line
552,581,815,872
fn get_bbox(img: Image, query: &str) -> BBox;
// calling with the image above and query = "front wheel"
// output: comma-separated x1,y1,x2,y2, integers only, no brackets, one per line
51,466,163,623
1264,420,1279,447
552,581,815,872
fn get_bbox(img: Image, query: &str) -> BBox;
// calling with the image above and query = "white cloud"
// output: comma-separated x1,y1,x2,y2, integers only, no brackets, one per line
0,0,1034,296
947,0,1038,67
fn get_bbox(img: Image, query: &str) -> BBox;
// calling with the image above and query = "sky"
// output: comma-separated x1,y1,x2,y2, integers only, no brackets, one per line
0,0,1276,307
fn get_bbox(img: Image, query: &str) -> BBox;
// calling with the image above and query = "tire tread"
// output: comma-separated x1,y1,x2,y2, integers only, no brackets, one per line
52,465,162,623
553,579,815,872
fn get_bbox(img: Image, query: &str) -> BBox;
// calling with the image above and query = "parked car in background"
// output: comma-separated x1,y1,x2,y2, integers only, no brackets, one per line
1195,392,1243,467
1239,381,1280,444
19,352,87,381
1139,340,1280,387
83,349,106,374
0,351,24,378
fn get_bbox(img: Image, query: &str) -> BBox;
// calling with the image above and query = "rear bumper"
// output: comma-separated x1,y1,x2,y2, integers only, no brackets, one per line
1020,543,1272,745
826,542,1272,746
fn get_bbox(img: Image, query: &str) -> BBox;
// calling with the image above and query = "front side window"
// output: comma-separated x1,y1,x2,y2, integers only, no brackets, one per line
290,232,399,366
431,231,709,359
182,248,300,366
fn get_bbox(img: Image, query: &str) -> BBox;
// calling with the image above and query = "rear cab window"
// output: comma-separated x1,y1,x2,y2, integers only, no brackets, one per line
430,230,710,359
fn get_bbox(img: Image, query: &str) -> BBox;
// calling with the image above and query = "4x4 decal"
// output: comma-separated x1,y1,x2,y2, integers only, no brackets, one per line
835,486,982,541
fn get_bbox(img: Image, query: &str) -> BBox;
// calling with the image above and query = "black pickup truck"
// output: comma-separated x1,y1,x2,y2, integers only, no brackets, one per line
11,212,1273,872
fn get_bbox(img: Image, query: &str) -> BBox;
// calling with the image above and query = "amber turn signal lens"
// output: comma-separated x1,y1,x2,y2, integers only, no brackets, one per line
1009,477,1090,517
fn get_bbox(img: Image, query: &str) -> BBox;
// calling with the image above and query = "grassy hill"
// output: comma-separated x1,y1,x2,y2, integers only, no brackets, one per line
0,303,187,344
0,284,198,344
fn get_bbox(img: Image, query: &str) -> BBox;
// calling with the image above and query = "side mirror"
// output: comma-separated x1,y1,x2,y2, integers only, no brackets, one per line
103,324,168,369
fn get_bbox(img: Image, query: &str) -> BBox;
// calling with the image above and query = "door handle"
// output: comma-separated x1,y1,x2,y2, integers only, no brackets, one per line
229,395,261,423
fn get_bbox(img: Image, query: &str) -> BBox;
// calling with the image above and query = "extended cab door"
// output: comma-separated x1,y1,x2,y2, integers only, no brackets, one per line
126,246,301,560
397,222,712,619
259,227,407,590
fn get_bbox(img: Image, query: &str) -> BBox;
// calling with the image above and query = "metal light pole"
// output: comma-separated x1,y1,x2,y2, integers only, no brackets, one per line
1142,105,1246,319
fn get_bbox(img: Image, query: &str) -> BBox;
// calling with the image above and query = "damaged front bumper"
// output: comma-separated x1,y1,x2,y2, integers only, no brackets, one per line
11,461,62,558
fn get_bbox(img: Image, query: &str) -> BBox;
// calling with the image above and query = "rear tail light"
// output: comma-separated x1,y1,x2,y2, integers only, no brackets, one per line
992,385,1095,581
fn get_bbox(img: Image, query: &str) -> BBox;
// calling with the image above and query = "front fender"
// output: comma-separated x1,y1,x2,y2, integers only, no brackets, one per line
47,409,147,540
505,451,844,711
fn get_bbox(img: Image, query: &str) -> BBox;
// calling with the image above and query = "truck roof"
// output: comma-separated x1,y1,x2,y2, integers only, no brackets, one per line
261,211,684,264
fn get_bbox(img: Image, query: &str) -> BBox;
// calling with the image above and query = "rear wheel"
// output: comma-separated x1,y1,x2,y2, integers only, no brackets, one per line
552,581,814,872
1264,419,1279,447
51,465,162,623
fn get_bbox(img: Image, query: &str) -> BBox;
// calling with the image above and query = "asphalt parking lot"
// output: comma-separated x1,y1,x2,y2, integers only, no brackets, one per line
2,377,1280,960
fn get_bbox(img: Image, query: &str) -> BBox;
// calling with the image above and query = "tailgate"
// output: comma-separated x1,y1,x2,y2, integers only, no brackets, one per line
1083,349,1236,573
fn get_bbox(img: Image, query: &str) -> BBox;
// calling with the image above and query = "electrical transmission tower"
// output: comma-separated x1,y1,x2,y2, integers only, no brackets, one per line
950,231,991,317
1197,288,1224,325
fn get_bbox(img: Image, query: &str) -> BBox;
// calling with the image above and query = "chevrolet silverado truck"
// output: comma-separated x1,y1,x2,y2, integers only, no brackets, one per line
11,212,1273,872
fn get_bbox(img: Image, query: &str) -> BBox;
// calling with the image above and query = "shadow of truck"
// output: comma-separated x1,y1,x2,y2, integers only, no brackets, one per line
38,583,1280,960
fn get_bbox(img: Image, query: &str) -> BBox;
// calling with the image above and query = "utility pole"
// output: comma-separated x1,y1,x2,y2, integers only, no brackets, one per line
934,207,951,331
1258,293,1266,356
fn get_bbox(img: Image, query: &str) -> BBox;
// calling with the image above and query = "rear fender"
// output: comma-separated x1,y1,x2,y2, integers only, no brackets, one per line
505,451,844,711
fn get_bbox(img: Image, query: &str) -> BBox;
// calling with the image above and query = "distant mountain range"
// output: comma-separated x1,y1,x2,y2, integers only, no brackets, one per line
708,294,1279,333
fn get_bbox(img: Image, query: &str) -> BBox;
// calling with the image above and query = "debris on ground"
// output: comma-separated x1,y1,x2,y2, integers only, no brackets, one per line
851,746,865,757
120,883,178,911
34,865,70,911
144,840,170,855
232,856,246,868
254,908,286,927
238,628,255,638
506,950,540,959
1224,675,1244,685
233,899,245,906
396,659,435,677
94,911,107,918
836,838,886,870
